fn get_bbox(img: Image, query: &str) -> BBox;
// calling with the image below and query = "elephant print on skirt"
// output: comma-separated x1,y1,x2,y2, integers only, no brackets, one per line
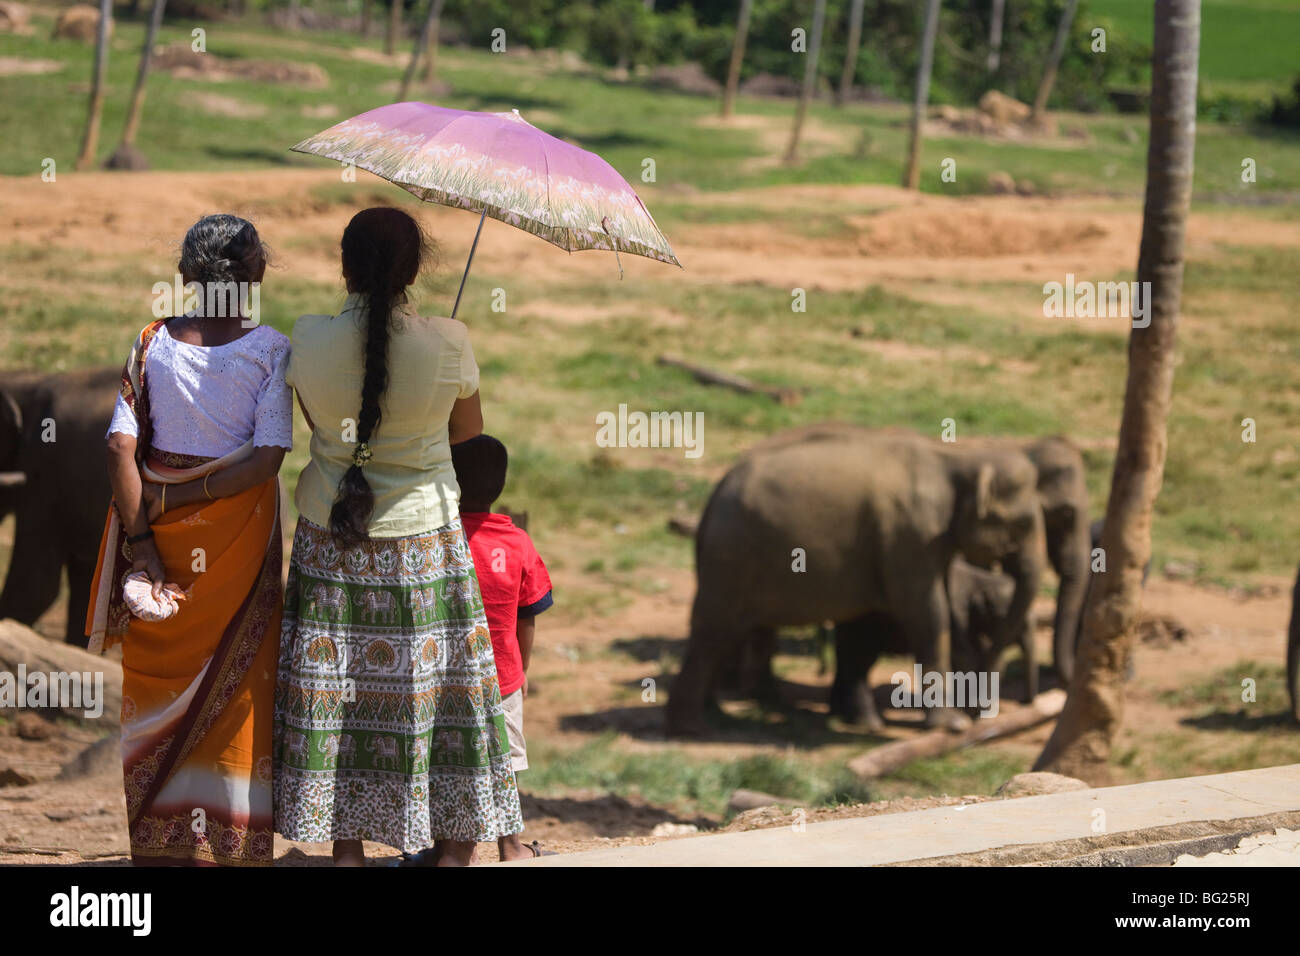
274,516,521,850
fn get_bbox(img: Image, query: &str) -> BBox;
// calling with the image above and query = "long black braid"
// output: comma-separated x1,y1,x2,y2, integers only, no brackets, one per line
328,207,430,548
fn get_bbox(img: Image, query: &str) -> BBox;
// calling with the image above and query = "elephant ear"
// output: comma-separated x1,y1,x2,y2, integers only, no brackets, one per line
975,462,996,519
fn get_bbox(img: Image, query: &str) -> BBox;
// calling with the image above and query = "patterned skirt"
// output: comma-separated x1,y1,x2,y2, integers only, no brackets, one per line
272,516,524,851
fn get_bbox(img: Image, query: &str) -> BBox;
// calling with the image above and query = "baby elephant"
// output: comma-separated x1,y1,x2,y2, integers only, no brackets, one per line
828,558,1034,730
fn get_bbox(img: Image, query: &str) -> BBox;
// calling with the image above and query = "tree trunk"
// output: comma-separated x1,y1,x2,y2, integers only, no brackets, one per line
361,0,371,37
1034,0,1200,783
398,0,443,101
287,0,300,30
720,0,753,118
419,0,444,82
987,0,1006,72
74,0,113,172
835,0,865,106
116,0,167,151
385,0,402,56
784,0,826,163
1031,0,1079,119
902,0,940,189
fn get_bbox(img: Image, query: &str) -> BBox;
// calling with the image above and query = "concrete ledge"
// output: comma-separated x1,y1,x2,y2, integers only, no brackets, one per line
519,764,1300,867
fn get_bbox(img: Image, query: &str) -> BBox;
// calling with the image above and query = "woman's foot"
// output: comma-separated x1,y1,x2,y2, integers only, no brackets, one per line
435,840,477,866
498,834,538,862
332,838,365,867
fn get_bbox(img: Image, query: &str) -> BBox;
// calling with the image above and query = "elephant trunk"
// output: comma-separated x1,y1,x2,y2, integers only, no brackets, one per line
1048,514,1091,683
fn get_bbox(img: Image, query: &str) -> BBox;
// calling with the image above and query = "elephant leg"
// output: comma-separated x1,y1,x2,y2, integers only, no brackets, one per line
666,601,751,736
1019,620,1038,703
64,554,95,648
903,578,971,732
829,617,882,729
0,508,65,628
737,626,779,702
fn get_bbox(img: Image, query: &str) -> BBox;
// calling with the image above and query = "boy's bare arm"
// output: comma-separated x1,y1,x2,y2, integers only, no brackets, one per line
517,615,536,696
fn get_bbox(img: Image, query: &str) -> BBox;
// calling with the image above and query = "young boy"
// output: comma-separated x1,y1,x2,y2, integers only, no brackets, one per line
452,434,553,861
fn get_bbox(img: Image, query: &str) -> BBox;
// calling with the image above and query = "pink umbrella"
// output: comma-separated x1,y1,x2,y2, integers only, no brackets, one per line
292,101,681,317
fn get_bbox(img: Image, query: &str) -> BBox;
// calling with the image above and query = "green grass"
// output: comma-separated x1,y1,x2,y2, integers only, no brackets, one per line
4,12,1300,194
1090,0,1300,100
1159,660,1290,714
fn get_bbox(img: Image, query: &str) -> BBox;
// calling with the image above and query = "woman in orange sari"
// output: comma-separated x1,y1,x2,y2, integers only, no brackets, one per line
86,215,292,866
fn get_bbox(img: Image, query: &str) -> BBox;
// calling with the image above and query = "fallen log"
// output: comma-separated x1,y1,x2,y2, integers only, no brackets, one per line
0,619,122,726
656,354,802,406
848,688,1066,780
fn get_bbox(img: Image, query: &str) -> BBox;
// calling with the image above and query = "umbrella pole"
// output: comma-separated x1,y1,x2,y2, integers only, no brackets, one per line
451,206,487,320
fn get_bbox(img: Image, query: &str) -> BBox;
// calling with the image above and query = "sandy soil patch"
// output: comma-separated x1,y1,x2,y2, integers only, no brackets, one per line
0,55,61,75
193,92,268,119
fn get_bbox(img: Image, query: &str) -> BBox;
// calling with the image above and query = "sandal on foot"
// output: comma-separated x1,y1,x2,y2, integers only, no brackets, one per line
389,847,440,867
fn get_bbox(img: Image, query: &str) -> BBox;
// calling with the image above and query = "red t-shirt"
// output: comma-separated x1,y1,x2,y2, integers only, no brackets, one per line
460,512,553,696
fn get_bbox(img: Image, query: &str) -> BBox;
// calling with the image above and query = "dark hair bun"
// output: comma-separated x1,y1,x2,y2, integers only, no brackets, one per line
179,214,267,285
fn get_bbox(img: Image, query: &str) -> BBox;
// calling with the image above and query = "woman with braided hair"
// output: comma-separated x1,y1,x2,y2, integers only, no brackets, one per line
273,206,523,866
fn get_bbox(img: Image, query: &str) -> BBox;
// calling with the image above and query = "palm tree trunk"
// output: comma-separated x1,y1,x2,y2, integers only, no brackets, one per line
1033,0,1200,783
720,0,753,118
835,0,865,106
784,0,827,162
74,0,113,172
419,0,445,83
902,0,941,189
385,0,402,56
397,0,443,101
987,0,1006,72
1031,0,1079,119
116,0,167,151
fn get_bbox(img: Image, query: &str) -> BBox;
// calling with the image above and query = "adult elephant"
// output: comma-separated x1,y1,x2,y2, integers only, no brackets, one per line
830,557,1031,728
0,367,119,647
665,429,1045,736
717,427,1092,693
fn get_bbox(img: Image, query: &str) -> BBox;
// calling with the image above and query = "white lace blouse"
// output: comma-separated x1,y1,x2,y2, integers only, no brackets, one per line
107,323,293,458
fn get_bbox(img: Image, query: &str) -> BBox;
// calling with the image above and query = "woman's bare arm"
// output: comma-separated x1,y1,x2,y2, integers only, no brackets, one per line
106,432,166,595
143,446,285,517
448,391,483,445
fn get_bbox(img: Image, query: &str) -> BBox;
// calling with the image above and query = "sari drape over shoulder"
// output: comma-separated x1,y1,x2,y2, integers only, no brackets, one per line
85,320,283,866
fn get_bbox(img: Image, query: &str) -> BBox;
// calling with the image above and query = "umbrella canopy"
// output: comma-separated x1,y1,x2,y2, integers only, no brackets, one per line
291,101,680,268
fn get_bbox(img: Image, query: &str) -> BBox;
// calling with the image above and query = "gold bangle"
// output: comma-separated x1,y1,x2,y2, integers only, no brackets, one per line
161,484,167,515
203,473,214,500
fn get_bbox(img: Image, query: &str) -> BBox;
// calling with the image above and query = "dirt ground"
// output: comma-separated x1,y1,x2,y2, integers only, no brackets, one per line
1,168,1296,865
0,570,1290,866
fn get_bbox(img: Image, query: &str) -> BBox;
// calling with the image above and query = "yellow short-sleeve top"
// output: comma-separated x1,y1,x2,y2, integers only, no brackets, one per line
286,292,480,538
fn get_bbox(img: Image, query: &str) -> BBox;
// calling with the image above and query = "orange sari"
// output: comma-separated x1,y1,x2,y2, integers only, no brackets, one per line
85,321,282,866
